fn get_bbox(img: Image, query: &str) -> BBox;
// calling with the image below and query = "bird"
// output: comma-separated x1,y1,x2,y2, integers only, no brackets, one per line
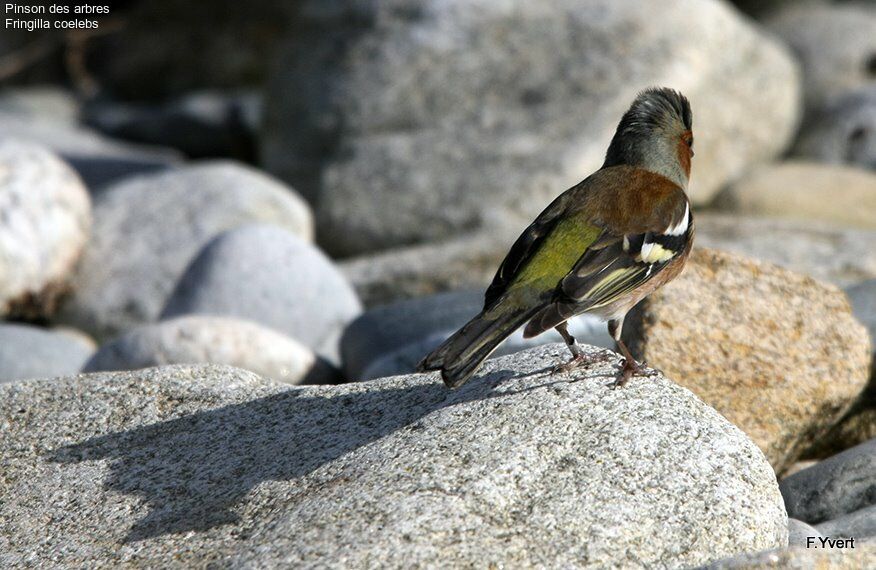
418,87,695,389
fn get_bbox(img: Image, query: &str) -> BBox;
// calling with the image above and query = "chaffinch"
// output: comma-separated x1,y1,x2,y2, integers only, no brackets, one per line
419,87,695,389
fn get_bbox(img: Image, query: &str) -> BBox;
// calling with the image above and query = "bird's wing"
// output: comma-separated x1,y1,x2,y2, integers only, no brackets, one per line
483,178,592,308
522,169,692,336
558,177,691,311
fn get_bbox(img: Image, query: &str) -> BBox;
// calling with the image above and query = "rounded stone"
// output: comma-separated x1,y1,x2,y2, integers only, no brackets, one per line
766,3,876,110
0,323,94,383
0,140,91,319
713,161,876,229
57,162,314,340
794,87,876,170
84,315,339,385
161,225,361,362
264,0,799,256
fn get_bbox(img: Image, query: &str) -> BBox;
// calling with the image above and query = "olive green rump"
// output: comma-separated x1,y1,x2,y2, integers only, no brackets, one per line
484,215,599,317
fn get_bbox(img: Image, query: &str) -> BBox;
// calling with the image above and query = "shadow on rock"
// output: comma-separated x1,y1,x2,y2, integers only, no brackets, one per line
47,367,530,542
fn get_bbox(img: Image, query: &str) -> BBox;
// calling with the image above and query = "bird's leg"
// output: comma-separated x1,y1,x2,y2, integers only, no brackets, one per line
607,317,655,388
551,322,608,375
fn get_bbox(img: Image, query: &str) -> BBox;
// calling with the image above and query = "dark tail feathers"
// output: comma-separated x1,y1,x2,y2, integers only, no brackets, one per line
418,307,538,389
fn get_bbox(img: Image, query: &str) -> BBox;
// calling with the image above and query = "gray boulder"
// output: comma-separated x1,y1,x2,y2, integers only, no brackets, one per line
0,111,181,190
848,279,876,343
58,162,314,340
263,0,799,256
0,324,94,383
161,225,361,362
84,316,338,385
0,141,91,319
794,87,876,171
788,518,823,547
780,438,876,524
0,345,786,568
0,87,80,126
341,289,612,380
766,3,876,110
816,504,876,540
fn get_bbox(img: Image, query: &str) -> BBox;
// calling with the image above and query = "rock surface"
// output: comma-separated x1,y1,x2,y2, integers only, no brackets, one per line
84,316,337,385
0,345,786,568
781,438,876,524
0,87,80,126
816,504,876,540
794,87,876,170
695,214,876,289
713,161,876,229
787,518,823,547
703,545,876,569
342,214,876,307
58,162,314,340
0,111,181,190
264,0,799,256
766,3,876,110
0,324,94,383
624,248,872,473
161,225,361,362
0,141,91,319
341,289,611,380
804,279,876,457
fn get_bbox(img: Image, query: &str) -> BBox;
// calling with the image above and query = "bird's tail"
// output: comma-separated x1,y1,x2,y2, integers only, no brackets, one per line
418,306,539,389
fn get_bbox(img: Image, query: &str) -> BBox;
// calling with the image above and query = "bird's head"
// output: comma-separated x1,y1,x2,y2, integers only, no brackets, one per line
603,87,694,189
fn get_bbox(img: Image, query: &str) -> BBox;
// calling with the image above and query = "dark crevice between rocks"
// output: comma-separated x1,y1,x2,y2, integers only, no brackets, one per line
4,279,72,324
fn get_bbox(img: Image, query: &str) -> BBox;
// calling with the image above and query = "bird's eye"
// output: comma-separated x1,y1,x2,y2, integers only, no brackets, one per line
686,137,694,148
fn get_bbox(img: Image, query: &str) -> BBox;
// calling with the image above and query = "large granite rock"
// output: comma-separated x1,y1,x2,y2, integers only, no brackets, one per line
0,111,181,190
342,214,876,307
264,0,800,256
0,324,93,383
83,316,337,385
713,161,876,229
0,345,786,568
341,289,611,380
766,3,876,110
161,225,361,362
794,87,876,170
624,248,872,473
58,162,314,340
0,141,91,319
781,438,876,524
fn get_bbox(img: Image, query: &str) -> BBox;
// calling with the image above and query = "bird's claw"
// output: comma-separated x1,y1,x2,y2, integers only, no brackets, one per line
609,358,658,389
551,351,612,377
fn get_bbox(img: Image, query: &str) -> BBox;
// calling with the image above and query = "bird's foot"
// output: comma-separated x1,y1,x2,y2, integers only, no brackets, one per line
610,358,659,389
551,351,611,376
